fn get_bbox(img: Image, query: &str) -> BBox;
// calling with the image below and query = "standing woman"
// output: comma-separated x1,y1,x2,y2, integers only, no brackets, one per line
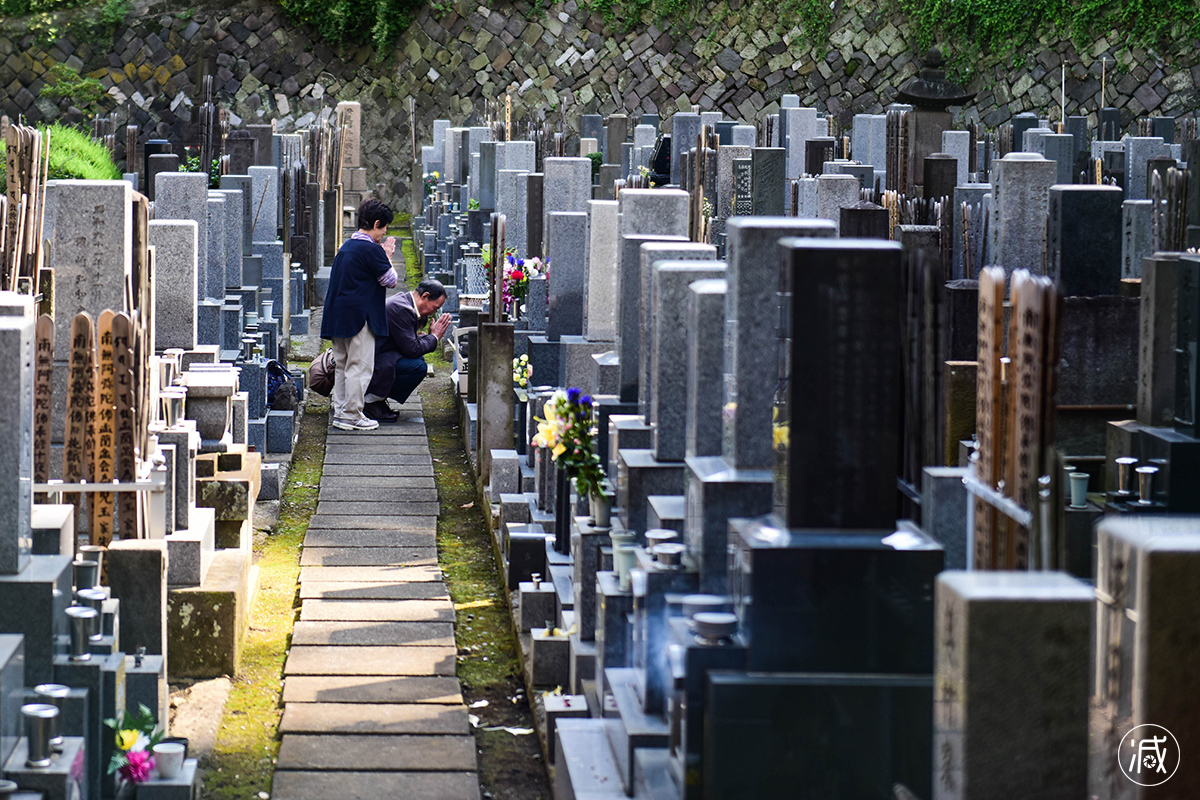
320,198,399,431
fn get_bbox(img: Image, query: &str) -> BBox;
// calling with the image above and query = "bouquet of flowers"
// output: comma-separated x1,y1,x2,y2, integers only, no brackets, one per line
104,704,162,786
532,388,608,498
423,171,440,197
502,255,544,314
513,355,532,388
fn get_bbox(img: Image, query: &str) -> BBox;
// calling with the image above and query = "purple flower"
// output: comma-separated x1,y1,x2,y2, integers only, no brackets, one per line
567,387,581,404
581,395,592,406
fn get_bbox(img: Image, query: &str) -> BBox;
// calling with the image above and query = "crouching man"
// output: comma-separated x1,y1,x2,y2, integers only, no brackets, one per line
362,278,451,422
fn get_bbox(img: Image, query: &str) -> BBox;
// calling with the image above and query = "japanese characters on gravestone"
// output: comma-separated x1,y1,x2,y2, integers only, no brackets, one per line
33,316,52,487
63,313,95,533
113,313,136,538
92,310,116,550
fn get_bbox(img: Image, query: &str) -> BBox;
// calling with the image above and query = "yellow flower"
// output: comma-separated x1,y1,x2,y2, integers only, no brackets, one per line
116,729,139,751
773,423,789,451
552,442,567,458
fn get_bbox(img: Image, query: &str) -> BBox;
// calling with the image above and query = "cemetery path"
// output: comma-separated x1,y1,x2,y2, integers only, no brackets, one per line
272,397,481,800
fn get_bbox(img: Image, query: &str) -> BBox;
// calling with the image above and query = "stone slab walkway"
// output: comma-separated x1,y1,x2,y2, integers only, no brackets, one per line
273,398,479,800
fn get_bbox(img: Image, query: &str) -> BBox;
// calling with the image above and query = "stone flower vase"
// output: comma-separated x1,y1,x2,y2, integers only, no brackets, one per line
590,491,612,529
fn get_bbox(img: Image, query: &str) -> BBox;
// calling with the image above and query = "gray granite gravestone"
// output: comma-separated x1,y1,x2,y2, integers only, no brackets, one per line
584,200,619,342
988,153,1056,276
496,169,529,259
211,189,244,288
218,174,254,256
149,220,199,351
0,299,33,574
205,193,227,301
934,571,1092,800
716,146,752,219
670,113,701,185
638,242,718,424
721,217,836,470
546,212,589,340
248,166,279,243
686,279,727,458
543,158,592,237
51,180,134,358
650,262,727,462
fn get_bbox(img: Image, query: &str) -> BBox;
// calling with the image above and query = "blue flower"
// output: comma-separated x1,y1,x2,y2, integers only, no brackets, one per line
567,387,581,404
581,395,592,406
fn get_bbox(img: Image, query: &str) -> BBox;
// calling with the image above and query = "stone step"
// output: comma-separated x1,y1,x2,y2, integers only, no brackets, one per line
319,464,436,478
291,620,455,647
284,645,456,676
306,514,438,529
298,565,443,584
276,734,477,772
318,486,440,503
271,770,479,800
324,443,434,457
318,476,437,490
279,702,469,735
302,529,437,548
299,581,450,601
325,428,428,442
299,599,455,623
299,547,439,567
315,501,441,516
283,675,463,705
321,434,429,449
322,452,434,465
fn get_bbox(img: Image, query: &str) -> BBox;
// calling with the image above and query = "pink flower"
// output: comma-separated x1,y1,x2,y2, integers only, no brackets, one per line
119,750,154,784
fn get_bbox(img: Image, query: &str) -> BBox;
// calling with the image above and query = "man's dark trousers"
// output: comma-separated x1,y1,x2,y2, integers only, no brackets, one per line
387,357,428,403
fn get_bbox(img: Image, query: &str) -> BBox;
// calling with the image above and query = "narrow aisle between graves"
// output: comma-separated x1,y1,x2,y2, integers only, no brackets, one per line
271,396,480,800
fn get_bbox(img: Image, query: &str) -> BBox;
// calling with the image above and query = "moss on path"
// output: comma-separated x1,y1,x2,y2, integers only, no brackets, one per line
200,393,329,799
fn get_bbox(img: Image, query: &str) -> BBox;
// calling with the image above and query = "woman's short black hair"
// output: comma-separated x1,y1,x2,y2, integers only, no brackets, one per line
358,199,395,231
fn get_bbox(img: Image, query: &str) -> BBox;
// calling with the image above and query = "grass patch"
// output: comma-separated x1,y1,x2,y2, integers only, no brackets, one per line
420,364,549,799
408,207,548,796
200,393,329,800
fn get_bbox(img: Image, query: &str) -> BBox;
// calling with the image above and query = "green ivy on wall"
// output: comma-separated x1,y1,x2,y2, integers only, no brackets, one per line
275,0,426,58
896,0,1200,78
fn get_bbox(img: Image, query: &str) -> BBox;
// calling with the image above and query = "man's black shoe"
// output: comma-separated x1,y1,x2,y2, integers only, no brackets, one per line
363,401,399,422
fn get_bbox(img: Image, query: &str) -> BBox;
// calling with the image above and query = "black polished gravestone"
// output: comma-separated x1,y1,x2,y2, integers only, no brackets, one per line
839,201,889,239
703,671,933,800
727,518,943,675
773,238,904,529
226,131,258,176
804,137,836,176
922,152,957,200
526,173,544,259
1047,185,1123,297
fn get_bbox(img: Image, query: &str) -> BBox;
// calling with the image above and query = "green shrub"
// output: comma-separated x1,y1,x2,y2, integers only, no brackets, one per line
277,0,426,57
586,151,603,180
0,123,122,194
40,63,109,111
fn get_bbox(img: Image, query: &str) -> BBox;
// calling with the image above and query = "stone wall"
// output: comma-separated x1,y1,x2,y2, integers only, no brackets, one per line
2,0,1198,208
